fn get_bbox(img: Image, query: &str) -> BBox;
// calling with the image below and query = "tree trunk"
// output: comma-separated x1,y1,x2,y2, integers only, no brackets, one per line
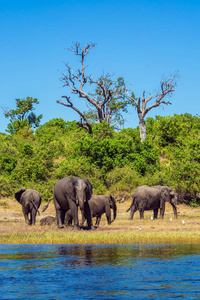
139,119,146,142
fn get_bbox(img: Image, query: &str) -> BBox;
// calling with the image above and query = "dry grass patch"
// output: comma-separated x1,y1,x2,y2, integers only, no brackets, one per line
0,198,200,244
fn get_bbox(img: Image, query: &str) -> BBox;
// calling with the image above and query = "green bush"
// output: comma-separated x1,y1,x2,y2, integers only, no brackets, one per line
73,133,160,176
106,166,143,195
0,154,17,174
0,114,199,205
167,138,200,202
0,176,16,197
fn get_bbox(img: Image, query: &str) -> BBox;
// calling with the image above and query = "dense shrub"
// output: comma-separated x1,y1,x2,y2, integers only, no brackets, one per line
0,115,199,204
167,138,200,203
106,166,143,196
73,132,160,176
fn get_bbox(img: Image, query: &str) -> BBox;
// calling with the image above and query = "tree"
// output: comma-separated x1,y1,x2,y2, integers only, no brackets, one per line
131,72,179,142
56,42,133,133
4,97,42,135
85,76,134,130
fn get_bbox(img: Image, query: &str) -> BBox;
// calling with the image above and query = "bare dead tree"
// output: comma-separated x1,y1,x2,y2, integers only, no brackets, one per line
131,72,179,141
56,42,130,133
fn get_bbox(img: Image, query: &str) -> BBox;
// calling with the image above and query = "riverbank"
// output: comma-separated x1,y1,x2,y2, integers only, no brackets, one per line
0,198,200,244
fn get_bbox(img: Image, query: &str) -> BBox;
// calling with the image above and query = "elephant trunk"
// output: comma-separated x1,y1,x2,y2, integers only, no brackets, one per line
110,195,117,223
112,203,117,222
171,203,177,218
78,197,85,212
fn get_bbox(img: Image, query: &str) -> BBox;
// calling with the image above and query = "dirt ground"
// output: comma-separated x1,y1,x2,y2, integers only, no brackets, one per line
0,197,200,235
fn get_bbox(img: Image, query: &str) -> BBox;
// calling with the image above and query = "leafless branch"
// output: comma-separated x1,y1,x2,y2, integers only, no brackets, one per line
56,96,92,133
131,71,179,141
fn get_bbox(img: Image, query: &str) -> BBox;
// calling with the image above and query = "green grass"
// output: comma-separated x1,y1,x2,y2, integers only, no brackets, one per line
1,229,200,245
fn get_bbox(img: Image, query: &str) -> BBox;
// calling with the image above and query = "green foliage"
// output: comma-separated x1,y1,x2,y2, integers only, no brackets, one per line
106,166,143,195
5,97,42,134
0,114,199,205
146,113,200,204
0,154,17,174
0,176,16,197
73,129,160,176
146,113,200,150
91,121,115,141
6,119,29,135
141,171,169,187
35,119,86,158
167,138,200,202
86,76,136,128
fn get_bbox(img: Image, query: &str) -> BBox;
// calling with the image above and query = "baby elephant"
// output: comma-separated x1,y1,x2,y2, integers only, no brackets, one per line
15,188,41,225
65,194,117,227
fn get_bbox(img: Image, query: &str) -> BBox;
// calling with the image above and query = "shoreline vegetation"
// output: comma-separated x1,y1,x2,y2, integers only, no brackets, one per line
0,199,200,245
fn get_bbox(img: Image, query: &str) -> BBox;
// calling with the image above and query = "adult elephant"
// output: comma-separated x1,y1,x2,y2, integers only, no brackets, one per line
53,176,93,230
126,185,177,220
15,188,41,225
65,194,117,227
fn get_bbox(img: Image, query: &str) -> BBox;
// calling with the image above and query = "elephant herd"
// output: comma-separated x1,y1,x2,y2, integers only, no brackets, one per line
14,176,178,230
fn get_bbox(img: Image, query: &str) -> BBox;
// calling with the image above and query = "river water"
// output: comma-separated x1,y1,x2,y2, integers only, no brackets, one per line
0,244,200,299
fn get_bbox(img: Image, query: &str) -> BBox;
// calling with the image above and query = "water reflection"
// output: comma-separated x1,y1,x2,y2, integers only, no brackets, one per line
55,244,200,268
0,244,200,299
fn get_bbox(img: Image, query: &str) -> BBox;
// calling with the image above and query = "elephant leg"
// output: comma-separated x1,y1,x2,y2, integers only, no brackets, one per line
22,206,30,225
65,212,73,226
153,208,158,219
80,213,86,227
84,202,93,230
69,201,80,231
105,209,111,225
30,208,37,225
55,208,65,228
139,209,144,219
54,198,66,228
160,202,165,219
95,216,101,227
129,205,137,220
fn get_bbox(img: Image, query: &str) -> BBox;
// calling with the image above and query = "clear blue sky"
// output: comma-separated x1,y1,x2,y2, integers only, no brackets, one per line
0,0,199,132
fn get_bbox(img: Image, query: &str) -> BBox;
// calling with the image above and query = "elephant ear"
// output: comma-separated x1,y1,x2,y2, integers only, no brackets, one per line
83,178,93,201
66,177,77,202
109,194,117,222
109,194,115,205
169,189,176,204
160,187,171,202
15,188,26,204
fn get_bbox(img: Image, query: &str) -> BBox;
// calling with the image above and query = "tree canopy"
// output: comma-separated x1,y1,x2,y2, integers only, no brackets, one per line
4,97,42,136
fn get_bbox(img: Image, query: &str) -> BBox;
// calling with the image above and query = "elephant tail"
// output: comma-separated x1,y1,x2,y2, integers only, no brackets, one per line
30,200,40,216
42,198,54,212
126,195,135,212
